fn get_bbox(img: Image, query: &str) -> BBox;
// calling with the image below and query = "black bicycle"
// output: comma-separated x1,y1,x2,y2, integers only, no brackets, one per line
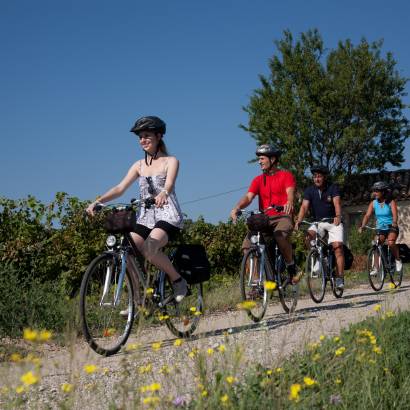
237,205,299,322
364,225,403,291
80,199,204,356
301,219,343,303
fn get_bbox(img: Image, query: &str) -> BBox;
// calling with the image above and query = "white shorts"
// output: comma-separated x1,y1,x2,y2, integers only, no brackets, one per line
308,222,344,244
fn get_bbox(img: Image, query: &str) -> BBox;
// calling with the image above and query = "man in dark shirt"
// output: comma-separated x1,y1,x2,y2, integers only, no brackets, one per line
295,165,345,289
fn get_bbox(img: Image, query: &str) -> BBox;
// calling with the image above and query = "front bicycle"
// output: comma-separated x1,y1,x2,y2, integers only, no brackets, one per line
80,199,150,356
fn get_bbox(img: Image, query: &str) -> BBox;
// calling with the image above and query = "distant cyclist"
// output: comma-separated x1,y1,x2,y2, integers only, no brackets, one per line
230,144,301,284
295,165,345,290
86,116,188,302
359,181,402,274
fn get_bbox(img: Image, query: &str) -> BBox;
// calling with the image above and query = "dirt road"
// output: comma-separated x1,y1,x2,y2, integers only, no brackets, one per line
8,282,410,408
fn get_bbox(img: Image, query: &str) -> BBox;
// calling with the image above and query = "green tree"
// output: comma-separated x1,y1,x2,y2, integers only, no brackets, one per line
241,29,410,183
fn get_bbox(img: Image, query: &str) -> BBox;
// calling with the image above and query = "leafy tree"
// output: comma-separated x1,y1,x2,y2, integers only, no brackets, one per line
241,29,410,183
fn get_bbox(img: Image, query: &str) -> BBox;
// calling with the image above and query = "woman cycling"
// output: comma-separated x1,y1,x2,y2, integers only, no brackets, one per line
86,116,187,302
359,181,402,274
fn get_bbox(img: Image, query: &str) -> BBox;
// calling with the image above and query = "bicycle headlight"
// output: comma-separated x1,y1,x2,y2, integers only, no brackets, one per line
106,235,116,248
250,235,258,244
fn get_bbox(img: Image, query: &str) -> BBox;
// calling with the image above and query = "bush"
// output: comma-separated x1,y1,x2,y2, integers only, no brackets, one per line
348,225,374,255
0,263,73,337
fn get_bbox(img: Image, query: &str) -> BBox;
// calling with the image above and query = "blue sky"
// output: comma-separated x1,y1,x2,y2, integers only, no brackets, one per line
1,0,409,223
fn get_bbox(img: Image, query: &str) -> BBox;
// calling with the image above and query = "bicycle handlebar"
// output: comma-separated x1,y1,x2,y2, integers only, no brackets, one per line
300,217,335,226
94,197,155,212
236,204,284,217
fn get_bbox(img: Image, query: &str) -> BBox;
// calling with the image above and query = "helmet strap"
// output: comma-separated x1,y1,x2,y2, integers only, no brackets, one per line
144,149,159,166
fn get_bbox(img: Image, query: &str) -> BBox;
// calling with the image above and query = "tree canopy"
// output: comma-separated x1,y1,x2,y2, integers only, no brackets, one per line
241,29,410,183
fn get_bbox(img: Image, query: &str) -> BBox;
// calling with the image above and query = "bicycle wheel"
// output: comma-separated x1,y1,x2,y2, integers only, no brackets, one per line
306,249,326,303
239,249,268,322
388,251,403,288
367,247,385,291
277,255,298,314
80,253,135,356
161,274,203,338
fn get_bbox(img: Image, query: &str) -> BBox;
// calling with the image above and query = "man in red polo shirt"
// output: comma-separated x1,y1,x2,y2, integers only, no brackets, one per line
230,144,300,284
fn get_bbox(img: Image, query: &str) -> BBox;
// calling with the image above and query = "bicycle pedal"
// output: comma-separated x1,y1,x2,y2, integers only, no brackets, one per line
158,294,175,308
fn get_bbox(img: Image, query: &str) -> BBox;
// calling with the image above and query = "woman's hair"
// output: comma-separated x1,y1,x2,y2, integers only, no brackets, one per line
157,137,169,155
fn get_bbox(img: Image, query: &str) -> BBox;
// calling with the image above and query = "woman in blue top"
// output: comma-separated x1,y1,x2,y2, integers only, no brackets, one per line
359,181,402,273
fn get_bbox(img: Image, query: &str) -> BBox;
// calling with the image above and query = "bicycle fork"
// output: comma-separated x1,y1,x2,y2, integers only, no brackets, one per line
100,250,128,307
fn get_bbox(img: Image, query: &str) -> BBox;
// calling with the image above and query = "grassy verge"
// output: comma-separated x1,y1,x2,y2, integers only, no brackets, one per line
190,307,410,409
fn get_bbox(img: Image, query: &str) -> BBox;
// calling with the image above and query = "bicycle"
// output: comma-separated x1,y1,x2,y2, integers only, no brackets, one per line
80,198,204,356
363,225,403,291
237,205,299,322
301,218,343,303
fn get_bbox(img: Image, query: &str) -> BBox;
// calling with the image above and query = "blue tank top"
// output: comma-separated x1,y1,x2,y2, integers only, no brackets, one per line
373,199,392,229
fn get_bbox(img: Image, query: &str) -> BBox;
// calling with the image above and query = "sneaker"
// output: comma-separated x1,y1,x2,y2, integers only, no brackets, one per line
287,264,303,285
335,277,344,290
396,259,403,272
172,277,188,303
369,269,378,276
311,259,320,278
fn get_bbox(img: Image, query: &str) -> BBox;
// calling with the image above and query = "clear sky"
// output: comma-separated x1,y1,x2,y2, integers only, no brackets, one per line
1,0,409,223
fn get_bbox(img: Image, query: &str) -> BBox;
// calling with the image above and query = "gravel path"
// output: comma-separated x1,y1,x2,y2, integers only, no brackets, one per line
3,282,410,409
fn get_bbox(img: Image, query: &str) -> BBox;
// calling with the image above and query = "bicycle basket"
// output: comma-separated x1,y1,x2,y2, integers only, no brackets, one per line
173,244,211,284
246,213,270,233
103,209,137,234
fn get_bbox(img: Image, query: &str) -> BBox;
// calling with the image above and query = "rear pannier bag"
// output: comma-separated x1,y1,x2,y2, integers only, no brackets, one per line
173,244,211,284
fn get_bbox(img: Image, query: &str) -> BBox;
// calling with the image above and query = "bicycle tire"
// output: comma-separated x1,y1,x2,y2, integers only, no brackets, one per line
239,249,268,322
277,255,298,313
161,274,203,338
388,251,403,288
306,249,326,303
80,253,135,356
367,247,385,291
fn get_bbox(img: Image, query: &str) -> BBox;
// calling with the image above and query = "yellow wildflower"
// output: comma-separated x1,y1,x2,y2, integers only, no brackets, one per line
10,353,22,362
126,343,140,351
61,383,74,393
373,304,381,312
386,311,395,318
15,386,25,394
194,311,202,316
159,365,170,375
266,370,273,376
201,390,208,397
20,371,39,386
335,347,346,356
149,383,161,392
143,396,160,405
226,376,237,384
275,367,283,373
152,342,162,351
220,394,229,404
319,335,325,341
313,353,321,362
146,288,154,295
190,307,197,313
83,364,98,374
218,344,226,353
38,329,52,342
335,378,342,384
264,281,277,291
308,342,320,350
388,283,396,290
174,339,183,347
237,300,257,310
373,346,382,355
303,376,317,387
333,336,340,343
289,383,302,402
207,348,214,356
139,364,152,374
23,328,38,342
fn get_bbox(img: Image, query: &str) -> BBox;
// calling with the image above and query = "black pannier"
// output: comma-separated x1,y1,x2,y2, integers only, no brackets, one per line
343,245,354,270
173,244,211,284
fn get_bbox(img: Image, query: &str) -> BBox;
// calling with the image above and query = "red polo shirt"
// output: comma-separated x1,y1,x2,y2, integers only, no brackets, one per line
248,170,296,216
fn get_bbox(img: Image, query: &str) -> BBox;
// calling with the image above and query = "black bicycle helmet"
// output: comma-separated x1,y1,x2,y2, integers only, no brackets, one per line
311,165,329,175
372,181,389,191
130,116,166,135
255,144,281,158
